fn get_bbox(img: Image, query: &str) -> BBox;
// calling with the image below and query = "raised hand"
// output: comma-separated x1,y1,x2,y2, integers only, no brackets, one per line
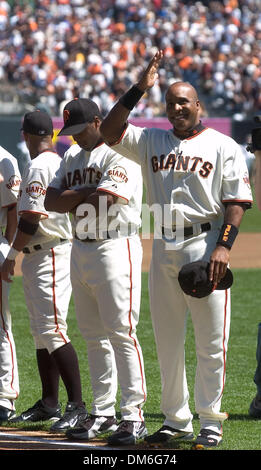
137,50,164,92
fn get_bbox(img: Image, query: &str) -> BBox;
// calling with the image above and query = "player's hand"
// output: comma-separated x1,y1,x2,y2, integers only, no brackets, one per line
209,245,230,286
137,50,164,92
0,259,15,283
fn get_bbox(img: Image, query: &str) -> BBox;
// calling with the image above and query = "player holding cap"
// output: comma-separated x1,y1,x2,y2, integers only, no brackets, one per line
100,50,253,448
44,98,147,446
0,145,21,423
1,110,87,432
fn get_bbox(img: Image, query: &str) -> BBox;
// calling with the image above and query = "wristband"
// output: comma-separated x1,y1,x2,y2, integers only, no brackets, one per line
119,85,144,111
216,223,238,249
7,246,20,261
18,217,39,235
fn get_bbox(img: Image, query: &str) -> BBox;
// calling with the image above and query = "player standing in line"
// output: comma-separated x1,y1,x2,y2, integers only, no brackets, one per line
248,124,261,418
1,111,87,432
44,98,147,446
0,146,21,423
100,50,253,448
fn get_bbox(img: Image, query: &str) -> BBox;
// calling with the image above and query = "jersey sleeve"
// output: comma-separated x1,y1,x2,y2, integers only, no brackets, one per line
19,165,49,218
112,123,148,166
48,154,67,190
96,156,140,204
0,157,21,208
221,142,253,205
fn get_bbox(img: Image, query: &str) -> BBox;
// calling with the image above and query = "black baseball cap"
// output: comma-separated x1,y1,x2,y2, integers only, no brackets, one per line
58,98,102,136
21,110,53,136
178,261,233,298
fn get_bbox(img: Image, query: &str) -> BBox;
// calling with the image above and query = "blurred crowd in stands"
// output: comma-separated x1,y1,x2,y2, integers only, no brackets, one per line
0,0,260,119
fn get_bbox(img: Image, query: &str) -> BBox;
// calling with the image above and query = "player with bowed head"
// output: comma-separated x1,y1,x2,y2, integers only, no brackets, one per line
100,50,253,448
1,110,87,432
44,98,147,446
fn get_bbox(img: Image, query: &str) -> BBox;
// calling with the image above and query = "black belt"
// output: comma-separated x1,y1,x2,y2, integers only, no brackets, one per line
75,232,112,243
75,229,138,243
162,222,211,238
23,239,67,254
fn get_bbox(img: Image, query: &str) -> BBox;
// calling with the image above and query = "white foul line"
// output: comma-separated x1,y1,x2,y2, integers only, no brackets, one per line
0,431,118,450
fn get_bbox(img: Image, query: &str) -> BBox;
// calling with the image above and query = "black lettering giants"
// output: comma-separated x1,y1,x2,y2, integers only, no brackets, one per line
151,153,213,178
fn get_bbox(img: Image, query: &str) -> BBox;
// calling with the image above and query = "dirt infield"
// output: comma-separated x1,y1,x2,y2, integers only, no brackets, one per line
13,233,261,277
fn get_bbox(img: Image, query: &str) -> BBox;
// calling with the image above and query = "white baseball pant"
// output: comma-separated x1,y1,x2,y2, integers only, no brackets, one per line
22,241,72,354
149,220,230,434
0,235,19,410
71,235,147,421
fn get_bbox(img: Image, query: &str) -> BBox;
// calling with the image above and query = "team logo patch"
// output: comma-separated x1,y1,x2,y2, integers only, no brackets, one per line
63,109,70,123
26,181,46,198
108,166,128,183
243,172,250,188
6,175,21,191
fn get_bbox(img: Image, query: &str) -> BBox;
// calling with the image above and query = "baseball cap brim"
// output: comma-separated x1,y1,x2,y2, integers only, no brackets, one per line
58,122,89,136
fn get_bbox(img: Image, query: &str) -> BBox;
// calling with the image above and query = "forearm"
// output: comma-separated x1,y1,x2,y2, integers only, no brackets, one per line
11,213,41,252
100,102,130,146
254,150,261,210
223,203,246,228
101,50,163,145
45,187,95,213
5,205,18,245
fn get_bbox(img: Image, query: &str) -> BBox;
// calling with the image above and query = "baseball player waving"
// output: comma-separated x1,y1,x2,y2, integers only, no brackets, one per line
44,98,147,446
100,50,253,449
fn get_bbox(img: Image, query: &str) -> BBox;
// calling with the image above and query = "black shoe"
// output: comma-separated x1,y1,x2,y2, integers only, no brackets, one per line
9,400,61,423
50,402,88,433
66,415,118,440
192,428,222,449
249,395,261,418
145,425,194,445
107,420,148,446
0,405,16,424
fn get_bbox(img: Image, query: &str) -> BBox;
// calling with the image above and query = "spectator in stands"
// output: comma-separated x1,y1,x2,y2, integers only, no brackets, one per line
0,0,260,119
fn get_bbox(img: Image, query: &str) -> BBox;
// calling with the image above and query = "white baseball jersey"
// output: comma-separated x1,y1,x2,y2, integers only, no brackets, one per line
18,150,73,354
0,146,21,230
110,121,253,434
48,142,146,421
18,150,72,246
50,142,142,238
112,122,253,226
0,146,20,410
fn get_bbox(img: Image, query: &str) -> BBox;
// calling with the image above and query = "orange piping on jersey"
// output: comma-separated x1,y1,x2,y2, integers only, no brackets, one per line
0,280,18,401
186,127,208,140
126,239,146,416
96,188,129,203
222,199,253,204
18,210,48,219
51,248,68,344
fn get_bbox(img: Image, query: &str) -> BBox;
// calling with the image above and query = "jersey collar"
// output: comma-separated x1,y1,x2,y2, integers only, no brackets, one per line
173,121,206,140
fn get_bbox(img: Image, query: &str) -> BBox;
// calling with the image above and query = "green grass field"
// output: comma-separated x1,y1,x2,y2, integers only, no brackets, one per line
7,268,261,451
